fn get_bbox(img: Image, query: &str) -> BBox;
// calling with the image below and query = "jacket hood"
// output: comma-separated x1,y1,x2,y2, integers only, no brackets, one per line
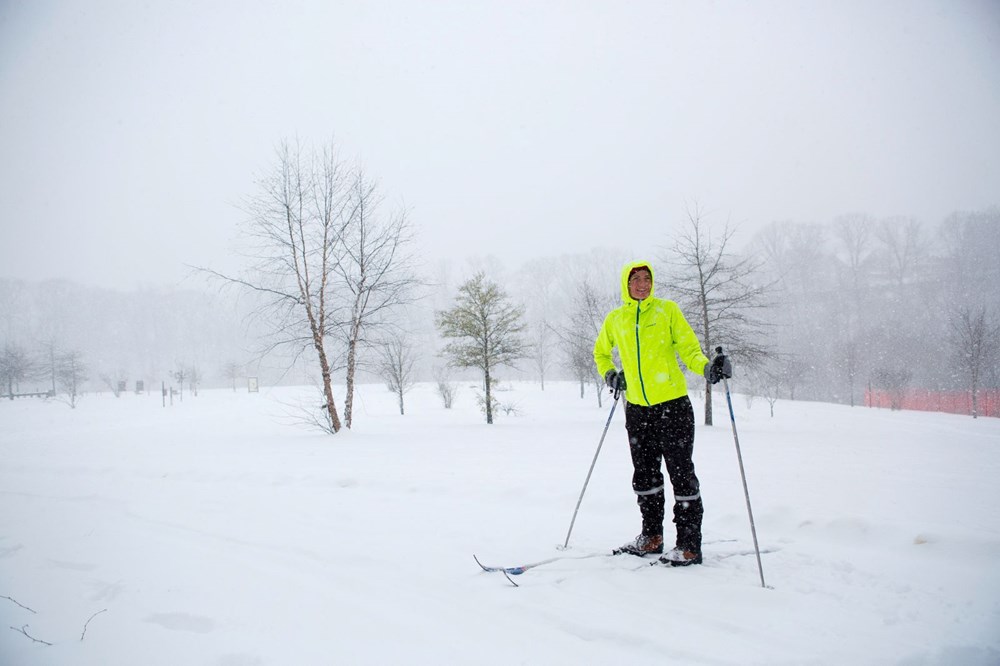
620,261,655,305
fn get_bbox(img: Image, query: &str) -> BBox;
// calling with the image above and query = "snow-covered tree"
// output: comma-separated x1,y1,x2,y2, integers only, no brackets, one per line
436,272,527,424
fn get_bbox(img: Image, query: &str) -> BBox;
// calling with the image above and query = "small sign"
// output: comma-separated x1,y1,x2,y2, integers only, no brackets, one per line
248,377,259,393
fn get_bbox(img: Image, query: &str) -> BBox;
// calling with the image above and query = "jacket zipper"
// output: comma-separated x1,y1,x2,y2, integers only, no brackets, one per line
635,304,650,405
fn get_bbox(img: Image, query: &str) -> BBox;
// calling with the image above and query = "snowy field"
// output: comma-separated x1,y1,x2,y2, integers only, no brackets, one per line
1,381,998,665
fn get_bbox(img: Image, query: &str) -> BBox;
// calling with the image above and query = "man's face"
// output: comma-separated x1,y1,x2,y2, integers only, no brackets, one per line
628,269,652,301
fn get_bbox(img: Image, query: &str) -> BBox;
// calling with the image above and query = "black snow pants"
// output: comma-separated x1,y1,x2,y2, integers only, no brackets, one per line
624,395,703,553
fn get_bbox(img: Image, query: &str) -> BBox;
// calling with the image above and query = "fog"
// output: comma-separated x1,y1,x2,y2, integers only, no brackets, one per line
1,2,999,408
2,208,998,409
2,1,999,289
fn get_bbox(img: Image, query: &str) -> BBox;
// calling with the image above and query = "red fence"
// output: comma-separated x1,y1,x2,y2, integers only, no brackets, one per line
865,388,1000,418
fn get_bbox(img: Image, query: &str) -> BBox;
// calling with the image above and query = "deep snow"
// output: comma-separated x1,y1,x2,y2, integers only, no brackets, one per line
1,381,998,665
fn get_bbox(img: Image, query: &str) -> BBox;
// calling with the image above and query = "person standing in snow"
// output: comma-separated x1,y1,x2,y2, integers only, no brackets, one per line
593,261,731,566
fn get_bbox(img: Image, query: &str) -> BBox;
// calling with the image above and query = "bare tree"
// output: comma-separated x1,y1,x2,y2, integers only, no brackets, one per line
755,221,829,297
940,207,1000,313
188,365,201,397
512,257,559,391
376,331,418,415
566,334,597,401
776,353,804,401
433,366,458,409
56,350,87,409
173,366,187,402
751,220,837,403
436,272,527,424
0,342,37,399
198,140,349,433
950,306,1000,418
875,216,923,288
834,338,862,407
331,169,420,429
746,364,782,417
554,279,617,405
829,214,879,406
36,338,59,397
872,366,912,411
99,370,126,398
752,221,794,286
530,320,553,391
831,213,877,298
663,205,773,425
222,360,242,392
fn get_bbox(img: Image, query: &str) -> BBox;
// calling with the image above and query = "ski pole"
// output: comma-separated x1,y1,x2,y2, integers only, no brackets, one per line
561,386,621,550
716,346,766,588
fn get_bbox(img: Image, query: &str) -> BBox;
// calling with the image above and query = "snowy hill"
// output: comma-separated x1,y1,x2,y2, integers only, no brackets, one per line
1,382,998,665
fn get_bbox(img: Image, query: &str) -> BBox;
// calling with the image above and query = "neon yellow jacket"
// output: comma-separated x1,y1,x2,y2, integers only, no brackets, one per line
593,261,709,406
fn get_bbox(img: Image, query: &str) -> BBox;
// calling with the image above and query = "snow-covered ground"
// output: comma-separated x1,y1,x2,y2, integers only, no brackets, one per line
2,381,998,665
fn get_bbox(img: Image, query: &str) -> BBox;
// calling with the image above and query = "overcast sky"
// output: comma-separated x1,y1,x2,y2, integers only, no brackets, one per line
1,0,998,290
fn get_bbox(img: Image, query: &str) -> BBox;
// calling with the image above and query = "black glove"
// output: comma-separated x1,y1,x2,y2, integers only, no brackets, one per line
604,369,626,392
704,354,732,384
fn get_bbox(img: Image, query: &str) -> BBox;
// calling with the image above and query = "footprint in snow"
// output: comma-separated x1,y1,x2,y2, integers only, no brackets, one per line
145,612,215,633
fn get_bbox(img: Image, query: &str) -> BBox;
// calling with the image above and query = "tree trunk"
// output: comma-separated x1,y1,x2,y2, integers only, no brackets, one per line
484,365,493,424
344,275,366,428
971,370,979,419
314,335,342,433
49,347,56,397
398,389,404,416
344,337,357,429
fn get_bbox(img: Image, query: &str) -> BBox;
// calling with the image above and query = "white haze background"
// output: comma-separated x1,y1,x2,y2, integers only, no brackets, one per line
1,382,999,665
2,4,1000,663
1,0,999,288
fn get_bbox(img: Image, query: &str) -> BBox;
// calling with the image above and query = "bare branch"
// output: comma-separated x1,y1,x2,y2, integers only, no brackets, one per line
10,624,52,646
80,608,107,641
199,139,348,433
661,204,775,424
2,595,36,614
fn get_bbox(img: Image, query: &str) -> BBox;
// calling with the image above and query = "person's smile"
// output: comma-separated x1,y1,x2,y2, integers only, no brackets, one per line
629,273,652,300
